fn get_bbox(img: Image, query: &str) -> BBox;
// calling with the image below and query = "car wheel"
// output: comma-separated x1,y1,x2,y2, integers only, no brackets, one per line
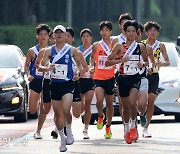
14,88,28,122
175,114,180,122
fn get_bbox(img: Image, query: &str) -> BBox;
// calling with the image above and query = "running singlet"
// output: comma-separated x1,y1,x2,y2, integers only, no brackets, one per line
29,45,43,79
50,44,73,82
143,40,161,73
78,45,92,78
119,42,141,75
93,41,115,80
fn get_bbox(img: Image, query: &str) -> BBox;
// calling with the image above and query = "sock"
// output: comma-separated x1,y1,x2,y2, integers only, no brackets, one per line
124,122,130,133
131,119,136,129
66,123,72,135
58,129,65,143
84,125,88,133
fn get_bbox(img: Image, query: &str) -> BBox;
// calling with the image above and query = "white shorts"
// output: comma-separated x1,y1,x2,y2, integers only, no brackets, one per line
140,78,149,91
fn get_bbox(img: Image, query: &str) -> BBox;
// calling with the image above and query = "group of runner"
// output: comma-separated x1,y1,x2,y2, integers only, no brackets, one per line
24,12,170,152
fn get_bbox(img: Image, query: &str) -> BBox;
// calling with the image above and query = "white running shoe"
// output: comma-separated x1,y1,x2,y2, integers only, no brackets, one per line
83,131,90,139
142,128,152,138
59,141,67,152
34,132,42,139
66,133,74,145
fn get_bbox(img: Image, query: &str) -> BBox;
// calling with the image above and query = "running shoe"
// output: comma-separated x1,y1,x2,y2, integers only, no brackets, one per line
140,115,147,127
97,114,105,130
66,133,74,145
125,132,132,144
104,127,112,139
83,131,90,139
34,132,42,139
59,141,67,152
51,130,58,139
130,128,138,141
142,128,152,138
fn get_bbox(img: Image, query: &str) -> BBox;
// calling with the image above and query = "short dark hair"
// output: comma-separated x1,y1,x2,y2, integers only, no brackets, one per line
144,21,161,32
118,13,132,25
123,20,139,32
99,21,113,31
49,30,53,37
138,22,144,33
80,28,92,37
36,24,51,35
66,27,74,37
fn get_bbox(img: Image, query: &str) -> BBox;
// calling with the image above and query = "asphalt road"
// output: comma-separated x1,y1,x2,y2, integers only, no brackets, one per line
0,115,180,154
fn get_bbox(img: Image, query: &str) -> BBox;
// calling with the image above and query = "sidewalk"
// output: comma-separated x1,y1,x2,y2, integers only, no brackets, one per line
1,117,180,154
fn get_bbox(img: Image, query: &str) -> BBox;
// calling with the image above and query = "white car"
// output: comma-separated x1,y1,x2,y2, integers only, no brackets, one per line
82,42,180,125
155,42,180,122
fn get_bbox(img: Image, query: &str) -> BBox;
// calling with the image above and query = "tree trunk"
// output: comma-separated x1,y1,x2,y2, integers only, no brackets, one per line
37,0,47,22
144,0,151,18
20,0,29,25
2,0,9,25
174,0,180,17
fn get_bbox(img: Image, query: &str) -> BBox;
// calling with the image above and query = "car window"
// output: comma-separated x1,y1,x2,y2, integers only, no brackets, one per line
0,47,18,68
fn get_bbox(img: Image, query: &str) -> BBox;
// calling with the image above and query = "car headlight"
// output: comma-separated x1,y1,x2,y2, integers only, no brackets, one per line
162,81,179,87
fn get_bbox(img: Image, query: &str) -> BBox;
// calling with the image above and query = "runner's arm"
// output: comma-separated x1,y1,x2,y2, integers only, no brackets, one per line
105,43,127,67
24,49,34,81
35,48,45,69
160,43,170,66
38,48,53,72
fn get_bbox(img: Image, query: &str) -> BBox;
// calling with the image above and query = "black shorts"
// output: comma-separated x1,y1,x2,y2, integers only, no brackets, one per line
73,80,81,102
29,78,43,93
147,73,159,95
50,80,75,101
118,73,141,97
79,78,95,94
42,78,51,103
94,77,115,95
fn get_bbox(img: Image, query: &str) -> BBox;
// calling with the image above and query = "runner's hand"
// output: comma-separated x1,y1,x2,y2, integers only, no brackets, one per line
28,75,34,82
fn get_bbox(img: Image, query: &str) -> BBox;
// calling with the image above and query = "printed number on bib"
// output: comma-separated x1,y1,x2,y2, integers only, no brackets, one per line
51,64,67,79
35,69,43,76
124,55,140,75
98,56,112,70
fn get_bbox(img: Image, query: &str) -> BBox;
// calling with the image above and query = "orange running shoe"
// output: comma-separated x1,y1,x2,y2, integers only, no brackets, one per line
104,126,112,139
125,132,132,144
97,114,105,130
130,128,138,141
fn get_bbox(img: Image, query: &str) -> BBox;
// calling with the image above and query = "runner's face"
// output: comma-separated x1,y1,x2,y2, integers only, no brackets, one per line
146,27,159,40
125,26,137,41
120,19,128,30
37,30,49,44
49,33,56,46
135,28,142,42
81,32,92,45
100,26,112,40
65,32,74,45
54,30,66,42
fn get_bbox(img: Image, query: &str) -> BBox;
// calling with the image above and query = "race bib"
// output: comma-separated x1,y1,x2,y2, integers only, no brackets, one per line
98,56,113,70
124,55,140,75
50,64,67,79
35,69,43,76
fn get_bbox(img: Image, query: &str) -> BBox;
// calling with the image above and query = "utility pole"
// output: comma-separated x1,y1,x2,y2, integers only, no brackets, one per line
133,0,141,22
66,0,72,26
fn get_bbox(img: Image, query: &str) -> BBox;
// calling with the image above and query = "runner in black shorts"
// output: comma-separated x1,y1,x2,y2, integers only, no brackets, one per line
142,21,169,138
106,20,148,144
